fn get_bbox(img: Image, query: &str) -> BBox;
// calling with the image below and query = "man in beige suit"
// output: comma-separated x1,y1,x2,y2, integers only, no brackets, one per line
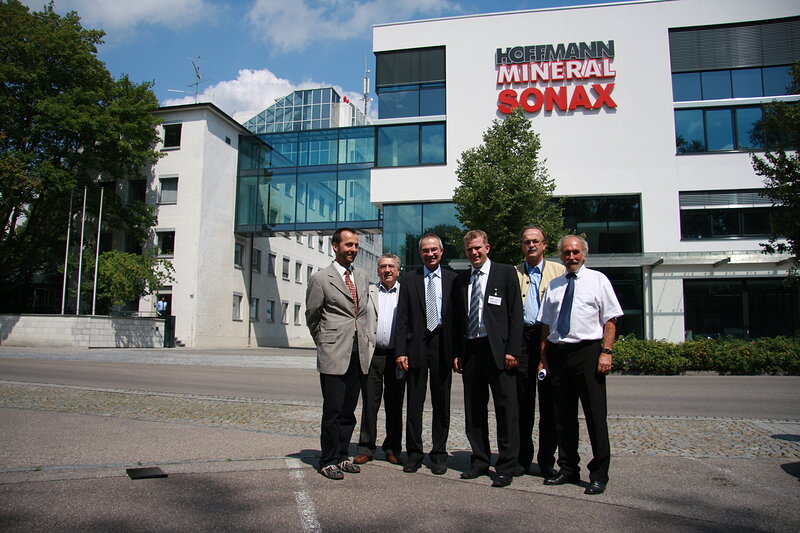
306,228,371,480
515,226,565,477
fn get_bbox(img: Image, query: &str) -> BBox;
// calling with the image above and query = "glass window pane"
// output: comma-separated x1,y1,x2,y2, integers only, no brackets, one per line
383,204,422,269
298,130,338,166
421,202,461,264
378,87,420,119
741,208,771,235
421,123,445,164
684,280,745,339
377,125,419,167
705,109,734,151
262,132,298,167
672,72,701,101
420,85,446,115
734,107,764,150
675,109,705,153
762,65,792,96
337,169,379,223
265,173,296,224
701,70,732,100
731,68,762,98
338,127,375,164
711,209,740,236
680,210,711,239
296,171,336,223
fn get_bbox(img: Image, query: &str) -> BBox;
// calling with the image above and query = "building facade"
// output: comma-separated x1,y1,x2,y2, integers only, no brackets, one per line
370,0,799,341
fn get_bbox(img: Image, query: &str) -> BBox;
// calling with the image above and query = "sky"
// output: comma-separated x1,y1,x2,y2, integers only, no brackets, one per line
24,0,639,120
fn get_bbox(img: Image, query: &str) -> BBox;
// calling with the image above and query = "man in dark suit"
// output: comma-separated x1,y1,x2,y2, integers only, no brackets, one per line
306,228,371,480
454,229,523,488
395,233,456,475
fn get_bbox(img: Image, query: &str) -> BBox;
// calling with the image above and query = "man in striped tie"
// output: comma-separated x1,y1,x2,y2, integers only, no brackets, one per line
453,229,523,488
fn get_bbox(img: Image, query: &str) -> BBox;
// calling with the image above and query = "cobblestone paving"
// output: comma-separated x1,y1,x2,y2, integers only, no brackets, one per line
1,382,799,460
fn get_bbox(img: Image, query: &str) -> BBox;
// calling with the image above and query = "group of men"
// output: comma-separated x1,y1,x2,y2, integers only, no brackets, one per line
305,226,622,495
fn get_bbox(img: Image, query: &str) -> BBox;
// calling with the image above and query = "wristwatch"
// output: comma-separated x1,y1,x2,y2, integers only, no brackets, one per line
601,347,613,354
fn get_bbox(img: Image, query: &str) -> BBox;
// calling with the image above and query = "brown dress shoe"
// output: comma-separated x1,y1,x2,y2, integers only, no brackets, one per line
385,454,400,465
353,454,371,465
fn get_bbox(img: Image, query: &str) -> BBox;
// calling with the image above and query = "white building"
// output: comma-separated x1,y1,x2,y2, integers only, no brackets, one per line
368,0,799,341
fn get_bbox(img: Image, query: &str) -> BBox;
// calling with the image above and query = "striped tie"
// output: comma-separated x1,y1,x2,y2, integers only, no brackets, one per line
426,272,438,331
467,270,482,338
344,269,358,316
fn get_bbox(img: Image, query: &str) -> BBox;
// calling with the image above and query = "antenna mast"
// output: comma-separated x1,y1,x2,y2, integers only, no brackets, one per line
360,60,373,116
167,56,205,102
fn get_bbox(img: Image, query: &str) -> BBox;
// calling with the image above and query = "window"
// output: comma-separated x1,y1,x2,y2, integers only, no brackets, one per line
232,293,243,320
281,301,289,324
679,190,774,239
266,300,275,322
377,123,446,167
672,66,794,102
562,195,642,254
158,177,178,204
128,179,146,204
252,248,262,272
295,261,302,283
157,231,175,256
307,265,314,285
308,235,314,248
163,123,182,149
675,106,772,153
268,253,277,276
249,297,259,321
376,46,446,119
234,243,244,268
282,257,290,280
294,303,302,325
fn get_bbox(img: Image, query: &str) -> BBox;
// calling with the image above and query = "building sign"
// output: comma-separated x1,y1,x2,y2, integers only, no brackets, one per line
495,40,616,114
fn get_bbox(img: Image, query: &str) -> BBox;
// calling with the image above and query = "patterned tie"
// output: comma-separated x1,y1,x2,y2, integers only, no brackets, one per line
468,270,482,338
426,272,438,331
344,269,358,316
556,272,576,337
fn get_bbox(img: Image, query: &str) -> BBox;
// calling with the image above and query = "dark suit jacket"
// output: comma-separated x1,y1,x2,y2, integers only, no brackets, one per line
454,261,523,370
394,267,457,370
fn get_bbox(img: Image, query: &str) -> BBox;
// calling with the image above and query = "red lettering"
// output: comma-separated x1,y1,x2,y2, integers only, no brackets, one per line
497,89,519,114
544,86,567,111
592,83,617,108
520,88,543,112
568,85,593,110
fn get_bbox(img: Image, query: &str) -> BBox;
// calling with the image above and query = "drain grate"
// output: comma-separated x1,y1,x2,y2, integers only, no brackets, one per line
126,467,168,480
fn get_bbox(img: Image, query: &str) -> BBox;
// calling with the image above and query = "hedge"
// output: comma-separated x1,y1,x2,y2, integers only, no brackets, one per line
611,336,800,375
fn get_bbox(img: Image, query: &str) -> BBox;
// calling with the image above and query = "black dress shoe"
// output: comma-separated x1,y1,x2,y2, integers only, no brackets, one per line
537,465,557,478
403,461,421,473
492,474,513,487
544,472,580,486
431,462,448,475
460,469,488,480
512,465,527,477
584,480,607,495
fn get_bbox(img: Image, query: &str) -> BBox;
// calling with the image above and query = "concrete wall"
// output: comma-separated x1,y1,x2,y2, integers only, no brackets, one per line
0,315,165,348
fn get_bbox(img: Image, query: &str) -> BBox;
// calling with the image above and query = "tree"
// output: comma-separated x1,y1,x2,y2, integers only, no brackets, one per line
751,63,800,282
452,106,564,264
0,1,162,311
84,251,175,311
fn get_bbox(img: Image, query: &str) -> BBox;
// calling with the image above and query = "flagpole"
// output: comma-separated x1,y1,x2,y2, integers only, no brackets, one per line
75,186,87,315
60,191,74,315
91,187,104,315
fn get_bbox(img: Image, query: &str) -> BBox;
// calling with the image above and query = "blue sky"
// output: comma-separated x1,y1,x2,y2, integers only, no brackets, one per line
27,0,638,119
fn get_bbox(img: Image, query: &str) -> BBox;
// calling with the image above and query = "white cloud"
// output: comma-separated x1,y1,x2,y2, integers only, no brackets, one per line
24,0,219,30
162,67,366,120
247,0,461,52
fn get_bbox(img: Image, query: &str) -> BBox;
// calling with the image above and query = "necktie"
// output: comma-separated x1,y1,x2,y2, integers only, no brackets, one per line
426,272,438,331
344,269,358,316
556,272,576,337
468,270,482,338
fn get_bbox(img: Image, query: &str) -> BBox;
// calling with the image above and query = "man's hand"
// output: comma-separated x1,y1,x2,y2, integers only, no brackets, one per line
453,357,463,374
597,352,612,374
396,356,409,372
504,354,517,371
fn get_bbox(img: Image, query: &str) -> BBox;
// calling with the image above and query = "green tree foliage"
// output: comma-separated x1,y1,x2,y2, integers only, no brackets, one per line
84,251,175,309
751,62,800,282
0,1,162,310
452,106,564,264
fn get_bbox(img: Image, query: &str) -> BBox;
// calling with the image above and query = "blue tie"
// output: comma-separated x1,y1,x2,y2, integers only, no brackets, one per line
556,272,576,337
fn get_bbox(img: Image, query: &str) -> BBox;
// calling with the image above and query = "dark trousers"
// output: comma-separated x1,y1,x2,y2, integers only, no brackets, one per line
405,329,451,465
319,339,362,468
357,348,405,457
549,339,610,483
462,337,519,475
517,324,557,471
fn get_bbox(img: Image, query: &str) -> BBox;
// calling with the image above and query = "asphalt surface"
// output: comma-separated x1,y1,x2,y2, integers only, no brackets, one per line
1,346,798,532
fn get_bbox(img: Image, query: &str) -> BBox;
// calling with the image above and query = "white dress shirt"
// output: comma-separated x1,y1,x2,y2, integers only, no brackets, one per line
467,259,491,339
376,282,399,349
423,265,443,328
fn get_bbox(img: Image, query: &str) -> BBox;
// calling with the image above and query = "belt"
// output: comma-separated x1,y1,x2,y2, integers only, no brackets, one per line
374,347,395,356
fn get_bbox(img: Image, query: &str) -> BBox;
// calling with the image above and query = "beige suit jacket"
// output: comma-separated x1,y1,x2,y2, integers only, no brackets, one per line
516,259,566,309
305,263,371,375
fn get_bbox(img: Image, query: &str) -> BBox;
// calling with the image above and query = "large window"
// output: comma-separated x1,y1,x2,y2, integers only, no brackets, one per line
684,279,799,339
156,231,175,256
562,195,642,254
163,123,182,149
158,177,178,204
679,190,774,239
376,46,446,119
376,123,446,167
675,106,772,153
672,66,793,102
383,202,461,270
